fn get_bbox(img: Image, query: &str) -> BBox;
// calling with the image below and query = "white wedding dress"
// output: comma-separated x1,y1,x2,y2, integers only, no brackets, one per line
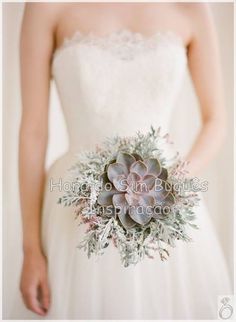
39,30,232,319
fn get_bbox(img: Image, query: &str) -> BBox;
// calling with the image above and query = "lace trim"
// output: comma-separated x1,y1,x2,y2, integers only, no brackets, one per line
53,29,186,62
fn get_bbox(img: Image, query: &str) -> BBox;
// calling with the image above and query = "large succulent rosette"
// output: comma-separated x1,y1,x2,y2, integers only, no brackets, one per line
59,127,200,267
98,152,175,229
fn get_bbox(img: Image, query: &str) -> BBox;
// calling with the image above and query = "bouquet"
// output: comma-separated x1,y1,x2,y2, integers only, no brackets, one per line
59,127,200,267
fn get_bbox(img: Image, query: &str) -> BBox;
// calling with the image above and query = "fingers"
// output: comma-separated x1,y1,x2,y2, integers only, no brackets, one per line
21,285,47,316
40,279,51,312
20,254,50,316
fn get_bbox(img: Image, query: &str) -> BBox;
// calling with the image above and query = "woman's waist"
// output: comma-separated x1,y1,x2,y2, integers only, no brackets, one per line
66,122,172,152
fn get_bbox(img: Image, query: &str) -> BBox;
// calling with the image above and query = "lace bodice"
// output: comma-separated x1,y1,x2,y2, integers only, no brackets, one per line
53,29,185,62
52,29,187,152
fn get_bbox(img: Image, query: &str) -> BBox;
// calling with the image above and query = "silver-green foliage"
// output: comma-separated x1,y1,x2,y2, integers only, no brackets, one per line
58,127,200,267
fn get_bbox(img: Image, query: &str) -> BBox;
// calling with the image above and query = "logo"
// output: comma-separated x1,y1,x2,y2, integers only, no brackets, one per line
218,296,234,320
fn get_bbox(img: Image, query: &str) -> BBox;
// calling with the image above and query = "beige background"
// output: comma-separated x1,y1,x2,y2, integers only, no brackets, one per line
3,2,234,319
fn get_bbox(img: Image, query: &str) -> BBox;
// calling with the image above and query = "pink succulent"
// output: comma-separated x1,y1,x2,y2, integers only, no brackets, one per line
97,152,175,229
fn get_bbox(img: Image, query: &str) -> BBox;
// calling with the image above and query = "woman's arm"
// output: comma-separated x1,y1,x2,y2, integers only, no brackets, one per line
19,3,58,316
185,4,226,175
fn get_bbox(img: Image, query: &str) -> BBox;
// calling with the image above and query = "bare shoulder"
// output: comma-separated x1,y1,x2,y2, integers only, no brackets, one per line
23,3,69,29
175,3,215,43
21,3,72,56
176,2,211,14
177,3,214,27
24,2,68,16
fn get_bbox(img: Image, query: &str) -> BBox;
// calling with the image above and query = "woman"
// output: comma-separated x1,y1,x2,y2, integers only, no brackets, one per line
19,2,231,319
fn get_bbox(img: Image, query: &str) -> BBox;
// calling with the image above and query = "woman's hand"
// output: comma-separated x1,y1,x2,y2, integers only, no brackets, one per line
20,252,50,316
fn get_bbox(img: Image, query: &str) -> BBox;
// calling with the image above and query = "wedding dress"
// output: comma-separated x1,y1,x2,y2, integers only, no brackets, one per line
39,30,232,319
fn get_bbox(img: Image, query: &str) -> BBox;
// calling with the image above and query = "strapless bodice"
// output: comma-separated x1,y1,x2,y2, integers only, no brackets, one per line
52,29,187,152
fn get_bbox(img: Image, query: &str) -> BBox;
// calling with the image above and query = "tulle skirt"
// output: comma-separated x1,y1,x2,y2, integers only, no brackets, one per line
40,152,232,319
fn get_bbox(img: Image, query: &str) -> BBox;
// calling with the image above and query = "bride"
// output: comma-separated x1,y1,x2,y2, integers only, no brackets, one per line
19,2,231,319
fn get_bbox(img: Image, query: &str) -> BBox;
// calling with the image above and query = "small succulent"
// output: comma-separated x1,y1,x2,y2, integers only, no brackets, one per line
97,152,175,229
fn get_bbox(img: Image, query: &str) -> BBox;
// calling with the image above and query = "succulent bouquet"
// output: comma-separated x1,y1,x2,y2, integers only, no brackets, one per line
59,127,200,267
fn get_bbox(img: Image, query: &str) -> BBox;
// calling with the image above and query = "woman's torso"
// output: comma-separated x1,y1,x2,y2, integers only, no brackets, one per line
51,3,191,152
